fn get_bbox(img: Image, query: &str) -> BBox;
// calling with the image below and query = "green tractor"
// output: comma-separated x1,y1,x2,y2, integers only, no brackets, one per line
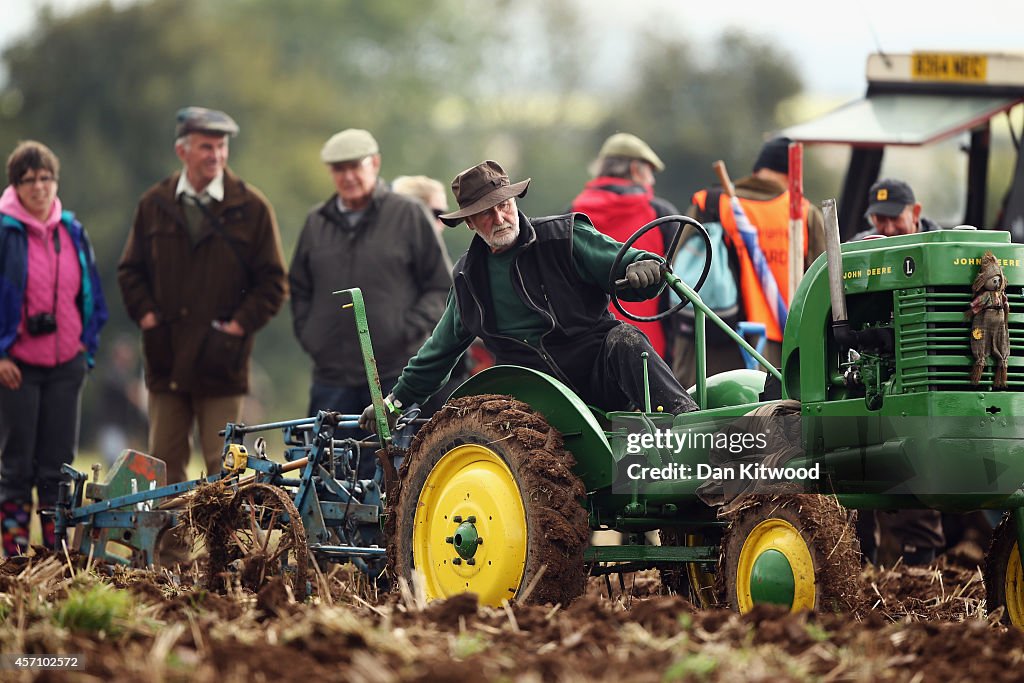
375,206,1024,623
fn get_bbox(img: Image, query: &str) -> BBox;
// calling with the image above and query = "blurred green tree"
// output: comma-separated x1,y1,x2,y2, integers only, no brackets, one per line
0,0,508,428
600,28,806,208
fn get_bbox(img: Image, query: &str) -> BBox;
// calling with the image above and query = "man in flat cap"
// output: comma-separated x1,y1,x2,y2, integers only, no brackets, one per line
671,136,825,388
118,106,287,493
570,133,678,362
360,160,697,431
290,129,451,471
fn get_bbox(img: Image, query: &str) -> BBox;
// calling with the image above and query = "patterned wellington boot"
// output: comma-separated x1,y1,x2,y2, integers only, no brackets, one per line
0,501,32,558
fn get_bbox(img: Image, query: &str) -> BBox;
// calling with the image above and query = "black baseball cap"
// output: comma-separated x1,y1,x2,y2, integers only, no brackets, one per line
867,178,916,217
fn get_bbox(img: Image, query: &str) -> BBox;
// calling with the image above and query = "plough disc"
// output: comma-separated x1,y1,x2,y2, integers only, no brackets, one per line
198,483,310,594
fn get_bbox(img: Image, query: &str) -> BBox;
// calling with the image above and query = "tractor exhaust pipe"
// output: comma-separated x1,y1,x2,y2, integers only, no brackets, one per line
822,199,855,347
823,198,846,322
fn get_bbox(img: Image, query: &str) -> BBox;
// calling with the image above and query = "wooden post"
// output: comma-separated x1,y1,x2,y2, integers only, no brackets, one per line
712,160,735,197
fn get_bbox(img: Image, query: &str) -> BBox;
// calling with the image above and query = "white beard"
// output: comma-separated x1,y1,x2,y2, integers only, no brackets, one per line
484,222,520,251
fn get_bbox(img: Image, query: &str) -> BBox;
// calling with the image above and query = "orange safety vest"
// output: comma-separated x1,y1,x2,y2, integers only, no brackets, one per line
693,189,810,342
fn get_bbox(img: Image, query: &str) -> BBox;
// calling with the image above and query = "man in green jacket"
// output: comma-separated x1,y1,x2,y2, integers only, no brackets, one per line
360,160,697,430
118,107,287,485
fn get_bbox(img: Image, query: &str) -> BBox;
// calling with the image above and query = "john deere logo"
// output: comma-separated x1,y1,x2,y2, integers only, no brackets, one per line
877,189,888,201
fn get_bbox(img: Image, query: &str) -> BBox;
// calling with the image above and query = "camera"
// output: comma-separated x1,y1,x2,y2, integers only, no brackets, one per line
26,312,57,336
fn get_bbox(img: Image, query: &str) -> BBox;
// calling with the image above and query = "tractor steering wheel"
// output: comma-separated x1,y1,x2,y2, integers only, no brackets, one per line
608,214,712,323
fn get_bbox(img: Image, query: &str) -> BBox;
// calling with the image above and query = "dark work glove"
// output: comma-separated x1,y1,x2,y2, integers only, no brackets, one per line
624,259,662,288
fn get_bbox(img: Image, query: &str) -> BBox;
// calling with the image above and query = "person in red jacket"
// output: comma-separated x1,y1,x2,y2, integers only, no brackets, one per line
571,133,678,360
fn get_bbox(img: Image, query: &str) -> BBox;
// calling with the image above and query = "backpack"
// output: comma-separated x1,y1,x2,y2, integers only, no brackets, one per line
669,188,740,326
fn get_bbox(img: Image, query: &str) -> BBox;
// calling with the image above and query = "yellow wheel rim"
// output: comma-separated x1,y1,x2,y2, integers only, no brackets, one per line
412,443,527,606
685,533,718,608
1005,541,1024,625
735,518,815,612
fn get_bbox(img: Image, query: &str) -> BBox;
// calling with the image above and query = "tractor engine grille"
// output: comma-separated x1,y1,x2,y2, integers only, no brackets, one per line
896,286,1024,392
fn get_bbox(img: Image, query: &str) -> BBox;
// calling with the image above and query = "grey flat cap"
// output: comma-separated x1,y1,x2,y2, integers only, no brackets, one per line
175,107,239,138
321,129,379,164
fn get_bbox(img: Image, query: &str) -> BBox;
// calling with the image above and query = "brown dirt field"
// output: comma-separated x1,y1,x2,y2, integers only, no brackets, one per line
1,542,1022,683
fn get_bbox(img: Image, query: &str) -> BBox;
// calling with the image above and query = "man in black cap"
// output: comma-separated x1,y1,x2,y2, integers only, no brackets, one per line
360,160,698,429
670,136,825,388
852,177,941,240
118,106,288,490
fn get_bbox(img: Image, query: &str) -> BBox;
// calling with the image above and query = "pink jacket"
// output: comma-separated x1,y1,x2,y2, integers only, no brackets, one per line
0,186,83,366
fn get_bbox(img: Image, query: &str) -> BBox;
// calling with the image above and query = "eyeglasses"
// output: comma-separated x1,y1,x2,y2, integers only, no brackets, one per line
17,174,57,186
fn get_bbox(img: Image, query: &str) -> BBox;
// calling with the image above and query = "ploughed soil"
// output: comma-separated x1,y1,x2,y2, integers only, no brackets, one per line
1,539,1020,683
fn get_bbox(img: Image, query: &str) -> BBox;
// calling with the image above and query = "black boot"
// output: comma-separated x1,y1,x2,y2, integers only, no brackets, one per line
900,544,935,567
39,510,57,550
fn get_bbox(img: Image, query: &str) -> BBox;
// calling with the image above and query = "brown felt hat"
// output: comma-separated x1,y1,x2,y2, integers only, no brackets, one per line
438,160,530,227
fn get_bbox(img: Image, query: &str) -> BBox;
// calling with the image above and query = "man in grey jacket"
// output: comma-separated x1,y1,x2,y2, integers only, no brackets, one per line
289,129,451,471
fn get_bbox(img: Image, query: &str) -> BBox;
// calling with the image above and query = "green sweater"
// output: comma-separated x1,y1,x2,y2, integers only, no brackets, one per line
392,217,661,406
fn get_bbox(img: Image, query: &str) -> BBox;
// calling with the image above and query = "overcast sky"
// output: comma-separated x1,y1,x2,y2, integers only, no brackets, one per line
3,0,1024,101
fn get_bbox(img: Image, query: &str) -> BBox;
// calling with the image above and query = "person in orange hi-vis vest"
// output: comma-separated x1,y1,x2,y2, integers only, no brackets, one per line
670,137,825,388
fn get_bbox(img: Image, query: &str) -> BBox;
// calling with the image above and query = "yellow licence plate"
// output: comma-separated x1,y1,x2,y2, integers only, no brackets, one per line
911,53,988,82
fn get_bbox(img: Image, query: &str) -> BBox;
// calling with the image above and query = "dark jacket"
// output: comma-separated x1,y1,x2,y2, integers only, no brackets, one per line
392,212,660,406
455,213,618,386
117,169,287,396
0,211,108,365
289,182,451,386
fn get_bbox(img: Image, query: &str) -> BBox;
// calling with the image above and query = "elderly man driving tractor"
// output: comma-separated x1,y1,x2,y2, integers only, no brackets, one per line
360,160,698,430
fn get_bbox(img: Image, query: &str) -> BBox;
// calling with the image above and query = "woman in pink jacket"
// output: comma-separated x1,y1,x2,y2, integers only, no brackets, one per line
0,141,108,556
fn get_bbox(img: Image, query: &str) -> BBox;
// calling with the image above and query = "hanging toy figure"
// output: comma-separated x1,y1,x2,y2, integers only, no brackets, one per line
967,251,1010,387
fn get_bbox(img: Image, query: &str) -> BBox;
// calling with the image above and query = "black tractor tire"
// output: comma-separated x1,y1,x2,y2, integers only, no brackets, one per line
388,395,589,606
984,512,1024,625
720,494,862,613
658,528,721,607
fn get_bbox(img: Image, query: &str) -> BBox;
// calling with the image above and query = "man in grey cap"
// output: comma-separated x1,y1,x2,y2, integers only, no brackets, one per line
571,132,678,361
289,129,451,471
359,159,698,432
118,106,288,492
